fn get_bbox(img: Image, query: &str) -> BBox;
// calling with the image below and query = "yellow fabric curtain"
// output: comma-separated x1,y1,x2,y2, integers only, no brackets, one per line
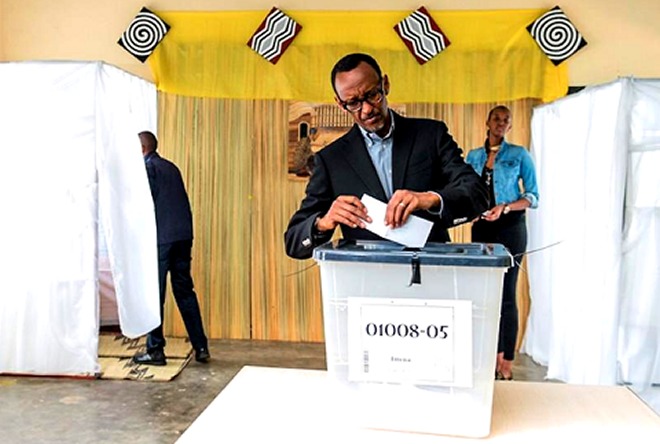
149,10,567,104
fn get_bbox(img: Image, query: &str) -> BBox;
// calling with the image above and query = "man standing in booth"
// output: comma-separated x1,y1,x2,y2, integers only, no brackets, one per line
133,131,210,366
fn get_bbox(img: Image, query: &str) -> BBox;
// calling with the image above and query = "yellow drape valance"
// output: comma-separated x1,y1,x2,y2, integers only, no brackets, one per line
149,10,568,104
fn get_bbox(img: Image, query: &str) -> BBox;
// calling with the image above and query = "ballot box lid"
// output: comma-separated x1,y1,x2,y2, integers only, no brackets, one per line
313,240,512,268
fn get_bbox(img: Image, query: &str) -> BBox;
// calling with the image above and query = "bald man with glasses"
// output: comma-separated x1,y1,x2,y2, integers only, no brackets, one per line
284,53,488,259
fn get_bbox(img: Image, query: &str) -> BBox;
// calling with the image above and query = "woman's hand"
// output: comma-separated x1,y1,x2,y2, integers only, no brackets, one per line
481,204,506,222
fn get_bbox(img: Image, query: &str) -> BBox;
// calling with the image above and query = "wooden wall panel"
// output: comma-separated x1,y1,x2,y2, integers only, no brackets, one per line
249,100,324,341
158,94,253,339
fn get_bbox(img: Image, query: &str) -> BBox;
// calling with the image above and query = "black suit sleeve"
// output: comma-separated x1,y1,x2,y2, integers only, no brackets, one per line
431,121,489,227
284,154,335,259
145,159,158,200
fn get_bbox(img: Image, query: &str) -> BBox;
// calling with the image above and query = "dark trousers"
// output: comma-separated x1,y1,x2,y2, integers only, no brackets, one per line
472,212,527,361
147,239,208,353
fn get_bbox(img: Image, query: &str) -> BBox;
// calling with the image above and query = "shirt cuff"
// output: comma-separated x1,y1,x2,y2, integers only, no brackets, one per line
312,217,331,241
426,191,443,216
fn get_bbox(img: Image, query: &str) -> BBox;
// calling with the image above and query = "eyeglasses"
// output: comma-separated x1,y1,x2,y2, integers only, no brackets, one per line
339,85,385,113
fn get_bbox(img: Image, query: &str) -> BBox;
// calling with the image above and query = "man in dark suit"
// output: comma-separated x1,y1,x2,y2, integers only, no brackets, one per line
132,131,210,366
285,53,488,259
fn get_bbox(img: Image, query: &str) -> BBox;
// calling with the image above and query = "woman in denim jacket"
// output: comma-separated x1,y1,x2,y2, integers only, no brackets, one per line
465,105,539,381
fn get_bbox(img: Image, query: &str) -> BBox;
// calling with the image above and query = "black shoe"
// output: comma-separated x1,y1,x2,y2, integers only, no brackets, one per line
132,350,166,366
195,348,210,363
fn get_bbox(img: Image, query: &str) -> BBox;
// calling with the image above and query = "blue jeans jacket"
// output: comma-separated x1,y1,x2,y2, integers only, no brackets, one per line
465,140,539,208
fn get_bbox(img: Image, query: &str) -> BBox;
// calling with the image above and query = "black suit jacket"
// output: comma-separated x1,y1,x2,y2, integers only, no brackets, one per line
144,151,193,245
284,112,488,259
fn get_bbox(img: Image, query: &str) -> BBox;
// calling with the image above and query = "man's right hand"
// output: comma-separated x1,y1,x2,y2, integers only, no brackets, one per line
316,195,372,232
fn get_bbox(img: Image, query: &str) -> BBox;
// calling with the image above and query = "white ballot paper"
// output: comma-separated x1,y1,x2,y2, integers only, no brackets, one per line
361,194,433,248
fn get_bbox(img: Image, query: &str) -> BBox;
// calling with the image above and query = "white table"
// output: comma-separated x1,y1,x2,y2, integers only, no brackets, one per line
178,366,660,443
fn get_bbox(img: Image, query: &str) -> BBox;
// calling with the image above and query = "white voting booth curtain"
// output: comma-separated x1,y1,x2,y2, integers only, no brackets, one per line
0,61,160,376
523,78,660,391
619,80,660,391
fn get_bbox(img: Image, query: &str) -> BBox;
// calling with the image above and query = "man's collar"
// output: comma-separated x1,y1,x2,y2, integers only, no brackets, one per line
358,109,395,141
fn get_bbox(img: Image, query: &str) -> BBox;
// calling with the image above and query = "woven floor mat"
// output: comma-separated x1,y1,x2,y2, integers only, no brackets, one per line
98,333,192,381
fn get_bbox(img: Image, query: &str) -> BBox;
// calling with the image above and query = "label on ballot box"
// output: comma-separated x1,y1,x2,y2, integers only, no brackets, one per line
347,298,473,387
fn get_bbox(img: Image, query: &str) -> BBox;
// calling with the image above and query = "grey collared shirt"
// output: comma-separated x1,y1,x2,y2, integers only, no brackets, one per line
358,111,395,199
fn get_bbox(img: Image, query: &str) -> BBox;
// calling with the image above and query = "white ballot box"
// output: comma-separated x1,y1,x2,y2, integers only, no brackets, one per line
313,240,512,438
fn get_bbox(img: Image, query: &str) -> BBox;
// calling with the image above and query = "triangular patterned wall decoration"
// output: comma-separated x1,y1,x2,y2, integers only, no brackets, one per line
394,6,451,65
247,7,302,64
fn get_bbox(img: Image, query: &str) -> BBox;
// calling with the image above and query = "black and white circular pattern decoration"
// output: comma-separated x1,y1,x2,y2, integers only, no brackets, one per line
117,7,170,63
527,6,587,66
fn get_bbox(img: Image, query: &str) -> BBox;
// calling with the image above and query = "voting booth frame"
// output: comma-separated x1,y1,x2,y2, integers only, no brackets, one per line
314,240,512,438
